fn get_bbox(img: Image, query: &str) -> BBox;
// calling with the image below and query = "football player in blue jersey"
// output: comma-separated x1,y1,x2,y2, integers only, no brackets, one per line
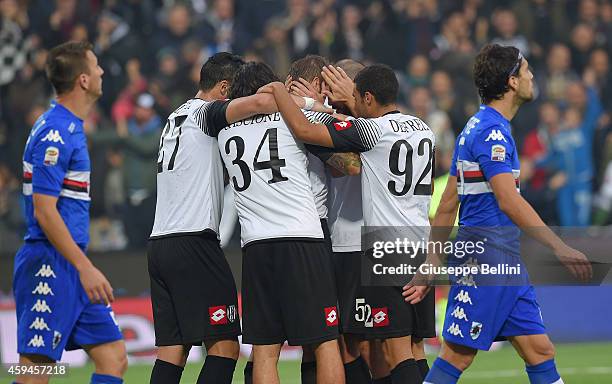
13,41,126,384
402,44,592,384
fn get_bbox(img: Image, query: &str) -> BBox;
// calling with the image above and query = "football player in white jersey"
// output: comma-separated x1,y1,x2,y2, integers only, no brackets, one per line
148,53,331,384
203,61,347,384
320,59,388,384
261,64,436,384
285,54,333,384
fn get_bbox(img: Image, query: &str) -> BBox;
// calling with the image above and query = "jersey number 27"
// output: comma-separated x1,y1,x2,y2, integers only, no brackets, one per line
157,115,187,173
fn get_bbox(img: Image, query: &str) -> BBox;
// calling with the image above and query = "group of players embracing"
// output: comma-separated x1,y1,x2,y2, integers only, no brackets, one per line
149,52,437,384
149,45,592,384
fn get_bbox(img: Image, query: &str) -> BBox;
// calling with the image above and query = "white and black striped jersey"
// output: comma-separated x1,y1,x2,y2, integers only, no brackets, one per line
150,98,229,239
309,111,435,228
212,112,323,246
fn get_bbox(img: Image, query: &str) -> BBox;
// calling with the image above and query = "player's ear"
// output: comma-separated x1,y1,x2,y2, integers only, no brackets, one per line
219,80,230,98
507,76,519,93
313,77,321,92
77,73,89,91
364,91,374,105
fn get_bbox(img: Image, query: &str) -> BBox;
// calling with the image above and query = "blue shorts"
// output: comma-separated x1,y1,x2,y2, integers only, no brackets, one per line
442,284,546,350
13,242,123,361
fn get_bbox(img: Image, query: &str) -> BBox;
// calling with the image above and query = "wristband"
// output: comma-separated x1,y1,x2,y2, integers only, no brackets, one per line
303,97,315,111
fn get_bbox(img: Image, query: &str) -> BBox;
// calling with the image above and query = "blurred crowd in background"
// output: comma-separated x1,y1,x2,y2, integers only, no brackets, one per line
0,0,611,253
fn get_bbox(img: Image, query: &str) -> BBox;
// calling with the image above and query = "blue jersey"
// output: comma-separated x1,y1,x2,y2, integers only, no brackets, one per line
22,103,91,247
450,105,521,251
442,106,545,351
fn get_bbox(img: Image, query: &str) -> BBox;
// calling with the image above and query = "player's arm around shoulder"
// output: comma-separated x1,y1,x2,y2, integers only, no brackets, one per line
223,91,333,125
259,81,336,147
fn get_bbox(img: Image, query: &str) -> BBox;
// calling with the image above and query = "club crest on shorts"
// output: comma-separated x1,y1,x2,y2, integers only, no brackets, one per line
53,331,62,349
372,307,389,327
209,305,228,325
325,306,338,326
227,305,237,323
470,321,483,340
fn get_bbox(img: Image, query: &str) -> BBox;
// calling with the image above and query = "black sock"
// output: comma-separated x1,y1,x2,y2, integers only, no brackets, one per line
390,358,422,384
417,358,430,378
197,355,237,384
372,376,391,384
244,361,254,384
301,361,316,384
344,356,372,384
150,359,183,384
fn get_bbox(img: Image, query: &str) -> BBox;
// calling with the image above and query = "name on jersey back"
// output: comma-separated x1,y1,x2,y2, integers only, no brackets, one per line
389,119,431,133
225,112,282,130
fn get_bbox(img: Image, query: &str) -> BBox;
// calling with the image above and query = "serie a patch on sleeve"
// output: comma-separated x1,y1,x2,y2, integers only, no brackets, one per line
491,144,506,162
44,146,59,166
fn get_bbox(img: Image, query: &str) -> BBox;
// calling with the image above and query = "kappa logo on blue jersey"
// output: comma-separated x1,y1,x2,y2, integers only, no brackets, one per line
29,317,50,331
454,290,473,305
41,130,65,144
457,274,477,288
451,305,469,321
447,323,464,338
30,299,52,313
35,265,56,278
484,129,507,142
27,334,45,348
32,282,54,296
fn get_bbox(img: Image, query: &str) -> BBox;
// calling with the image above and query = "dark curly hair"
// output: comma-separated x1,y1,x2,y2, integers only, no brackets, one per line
229,62,280,99
473,44,522,104
354,64,399,106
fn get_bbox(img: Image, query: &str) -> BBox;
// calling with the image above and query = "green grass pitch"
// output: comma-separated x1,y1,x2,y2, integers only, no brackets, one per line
48,342,612,383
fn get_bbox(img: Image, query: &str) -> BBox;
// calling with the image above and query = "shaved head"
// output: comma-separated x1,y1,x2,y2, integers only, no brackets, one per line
335,59,365,80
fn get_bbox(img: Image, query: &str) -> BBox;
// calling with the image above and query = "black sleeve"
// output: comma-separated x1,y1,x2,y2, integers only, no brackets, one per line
303,111,382,152
326,118,382,152
195,100,231,137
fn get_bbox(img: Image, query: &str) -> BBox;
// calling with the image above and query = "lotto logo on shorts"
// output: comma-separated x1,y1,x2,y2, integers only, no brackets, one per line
209,306,228,325
372,307,389,327
324,306,338,326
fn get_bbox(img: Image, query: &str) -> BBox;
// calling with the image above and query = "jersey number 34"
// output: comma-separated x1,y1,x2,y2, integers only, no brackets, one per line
225,128,288,191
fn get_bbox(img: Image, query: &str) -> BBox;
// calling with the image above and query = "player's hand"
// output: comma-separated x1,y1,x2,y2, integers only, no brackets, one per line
310,101,335,114
257,81,285,95
553,244,592,282
321,65,355,105
78,264,115,305
290,77,325,103
402,270,433,304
